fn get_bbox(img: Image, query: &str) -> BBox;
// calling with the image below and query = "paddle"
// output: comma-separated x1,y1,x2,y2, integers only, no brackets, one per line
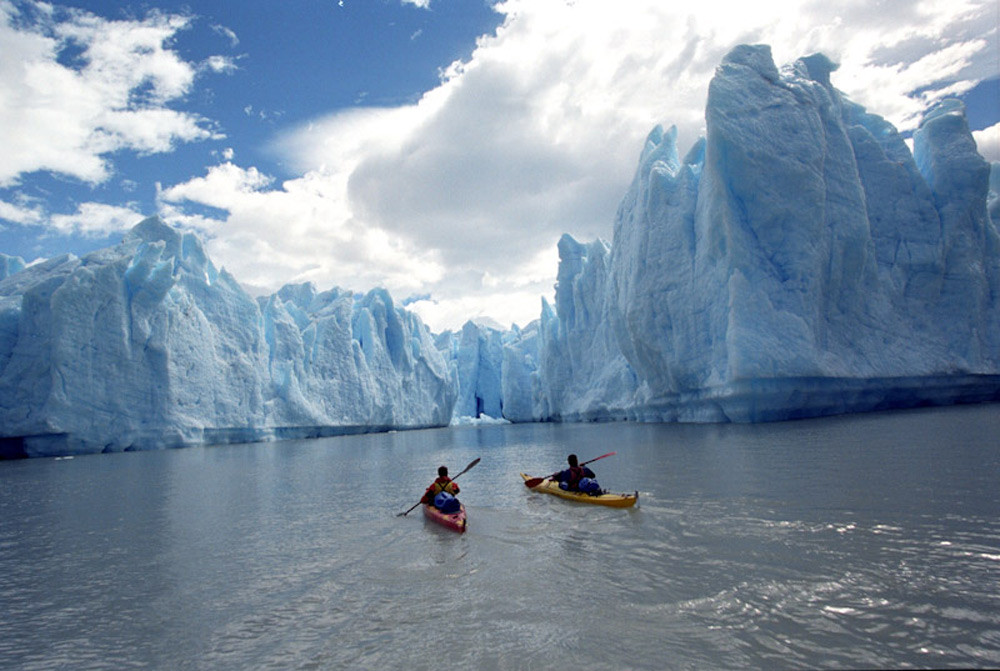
523,451,617,488
397,457,481,517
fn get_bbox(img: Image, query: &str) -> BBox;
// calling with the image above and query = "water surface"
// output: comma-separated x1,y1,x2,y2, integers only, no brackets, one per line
2,404,999,669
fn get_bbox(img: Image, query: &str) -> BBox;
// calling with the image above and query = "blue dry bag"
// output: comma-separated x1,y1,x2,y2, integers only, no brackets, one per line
433,491,460,514
578,477,601,494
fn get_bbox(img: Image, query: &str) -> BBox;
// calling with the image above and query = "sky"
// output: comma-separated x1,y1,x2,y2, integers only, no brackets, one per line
1,0,998,333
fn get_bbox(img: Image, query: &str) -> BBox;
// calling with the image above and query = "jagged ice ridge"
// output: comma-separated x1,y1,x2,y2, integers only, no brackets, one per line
2,44,999,457
0,219,454,457
500,45,1000,423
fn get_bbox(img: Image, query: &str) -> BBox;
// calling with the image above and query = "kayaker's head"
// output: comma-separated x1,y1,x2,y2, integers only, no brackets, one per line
567,454,578,467
438,465,449,477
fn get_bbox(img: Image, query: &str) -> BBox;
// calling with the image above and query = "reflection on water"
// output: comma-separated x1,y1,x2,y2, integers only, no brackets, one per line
2,404,999,669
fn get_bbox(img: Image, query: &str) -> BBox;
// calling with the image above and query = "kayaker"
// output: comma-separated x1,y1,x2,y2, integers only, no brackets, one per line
421,465,461,509
551,454,599,493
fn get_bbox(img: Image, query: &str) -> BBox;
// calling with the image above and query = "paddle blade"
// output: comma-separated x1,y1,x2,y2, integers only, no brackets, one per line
455,457,481,478
523,476,545,488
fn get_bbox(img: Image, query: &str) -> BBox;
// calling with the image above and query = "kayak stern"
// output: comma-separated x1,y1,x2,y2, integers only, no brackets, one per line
422,502,467,532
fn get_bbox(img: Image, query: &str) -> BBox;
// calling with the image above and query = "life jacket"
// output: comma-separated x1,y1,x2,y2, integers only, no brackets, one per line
565,465,585,490
430,476,459,497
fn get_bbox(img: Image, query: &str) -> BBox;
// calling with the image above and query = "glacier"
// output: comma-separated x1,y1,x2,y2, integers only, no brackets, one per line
505,45,1000,423
0,219,454,457
2,43,999,458
435,320,506,422
1,254,25,280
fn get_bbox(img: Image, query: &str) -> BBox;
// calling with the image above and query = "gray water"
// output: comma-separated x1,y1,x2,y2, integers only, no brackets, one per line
2,404,999,670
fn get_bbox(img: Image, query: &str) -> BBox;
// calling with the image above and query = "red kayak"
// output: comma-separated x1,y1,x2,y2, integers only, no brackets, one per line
422,502,467,533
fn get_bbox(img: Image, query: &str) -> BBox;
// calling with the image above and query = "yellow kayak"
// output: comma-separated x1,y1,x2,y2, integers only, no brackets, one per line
520,473,638,508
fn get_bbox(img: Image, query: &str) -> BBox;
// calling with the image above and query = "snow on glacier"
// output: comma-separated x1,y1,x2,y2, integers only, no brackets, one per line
0,218,455,457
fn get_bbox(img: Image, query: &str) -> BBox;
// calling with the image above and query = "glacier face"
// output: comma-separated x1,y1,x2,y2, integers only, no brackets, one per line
504,44,1000,423
0,219,455,457
2,44,999,457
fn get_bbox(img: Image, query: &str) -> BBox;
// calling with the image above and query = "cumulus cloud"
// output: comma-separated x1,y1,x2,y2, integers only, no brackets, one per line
0,2,223,186
136,0,1000,330
0,198,43,226
974,122,1000,162
157,162,446,299
48,202,144,236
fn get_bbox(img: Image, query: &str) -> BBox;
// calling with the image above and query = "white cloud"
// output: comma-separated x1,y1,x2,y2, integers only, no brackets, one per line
212,24,239,47
0,198,44,226
406,244,559,330
0,2,223,186
407,287,549,333
203,54,238,74
974,122,1000,163
154,0,998,332
157,162,446,300
159,162,275,204
48,202,143,236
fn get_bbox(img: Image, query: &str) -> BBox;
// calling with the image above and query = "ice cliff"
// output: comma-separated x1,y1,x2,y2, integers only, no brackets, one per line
0,219,454,457
501,44,1000,423
3,44,999,457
